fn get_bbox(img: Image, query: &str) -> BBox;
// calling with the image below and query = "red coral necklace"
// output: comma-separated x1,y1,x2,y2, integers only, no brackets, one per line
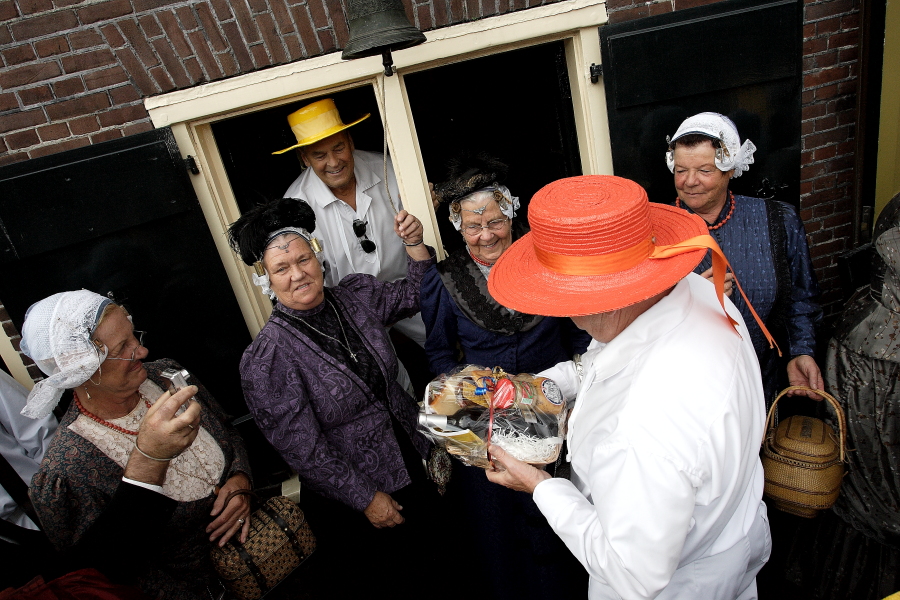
675,190,735,231
74,393,151,436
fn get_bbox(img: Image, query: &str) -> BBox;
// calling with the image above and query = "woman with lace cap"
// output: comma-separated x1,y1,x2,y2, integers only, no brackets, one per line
229,198,442,599
666,112,824,405
21,290,252,599
422,153,591,599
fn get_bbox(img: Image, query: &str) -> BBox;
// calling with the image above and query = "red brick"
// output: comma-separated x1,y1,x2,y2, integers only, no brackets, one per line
256,13,288,64
6,129,39,150
250,43,269,66
816,15,841,34
151,38,191,87
28,136,89,158
62,48,116,73
828,30,858,49
195,4,229,52
100,24,126,48
838,45,858,63
674,0,720,9
837,80,856,95
221,21,255,70
122,121,154,136
806,0,854,20
109,83,141,103
813,174,836,191
68,29,103,50
35,35,69,57
90,128,124,143
183,56,204,83
308,0,329,28
815,114,838,131
415,4,432,29
53,76,85,96
84,65,128,89
804,50,837,70
293,8,321,55
133,0,181,11
0,152,28,167
45,91,111,120
0,0,20,19
3,44,37,66
801,162,826,181
139,15,163,38
77,0,133,24
98,103,147,127
69,114,100,134
114,47,157,94
803,37,828,54
497,0,510,13
802,103,827,120
606,0,635,9
334,11,349,46
814,84,838,100
649,1,673,16
149,65,175,91
609,4,650,24
316,28,337,53
157,11,191,57
841,12,859,29
805,126,850,149
218,51,239,77
0,92,17,111
209,0,233,20
799,181,814,196
283,34,303,61
270,0,295,33
37,122,69,141
18,84,52,105
118,19,159,67
833,95,855,112
813,145,837,161
801,120,815,135
0,61,61,88
175,6,198,29
434,0,449,25
18,0,52,14
836,139,854,154
0,25,12,45
188,30,224,80
803,22,816,38
464,0,478,18
802,89,815,104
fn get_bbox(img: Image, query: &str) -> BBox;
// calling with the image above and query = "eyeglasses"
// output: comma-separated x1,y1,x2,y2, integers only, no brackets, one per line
462,217,510,237
104,330,147,363
352,220,376,253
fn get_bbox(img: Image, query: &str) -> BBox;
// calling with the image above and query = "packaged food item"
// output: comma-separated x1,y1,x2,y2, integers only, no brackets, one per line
418,365,570,468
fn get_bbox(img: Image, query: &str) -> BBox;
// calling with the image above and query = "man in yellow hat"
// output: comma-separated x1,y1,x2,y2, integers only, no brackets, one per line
274,98,427,348
484,175,772,600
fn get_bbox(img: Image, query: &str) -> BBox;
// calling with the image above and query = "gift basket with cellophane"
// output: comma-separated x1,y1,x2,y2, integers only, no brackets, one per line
417,365,570,469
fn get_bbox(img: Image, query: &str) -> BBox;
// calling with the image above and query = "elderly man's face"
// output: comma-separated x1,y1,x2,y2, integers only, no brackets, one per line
301,132,356,192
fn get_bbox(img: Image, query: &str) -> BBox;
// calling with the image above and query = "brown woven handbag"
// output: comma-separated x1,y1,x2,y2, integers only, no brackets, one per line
210,490,316,600
761,386,847,518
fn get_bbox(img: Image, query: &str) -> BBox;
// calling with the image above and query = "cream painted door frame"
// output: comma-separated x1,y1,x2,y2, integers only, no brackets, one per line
146,0,612,338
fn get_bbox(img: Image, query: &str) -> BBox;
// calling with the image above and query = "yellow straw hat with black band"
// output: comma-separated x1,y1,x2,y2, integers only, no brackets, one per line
272,98,370,155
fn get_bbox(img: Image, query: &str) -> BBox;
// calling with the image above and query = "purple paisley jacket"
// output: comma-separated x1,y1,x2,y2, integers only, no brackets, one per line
239,251,435,512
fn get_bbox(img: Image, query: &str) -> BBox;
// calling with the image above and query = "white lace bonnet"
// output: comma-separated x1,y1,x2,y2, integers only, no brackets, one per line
19,290,112,419
665,112,757,178
448,185,519,231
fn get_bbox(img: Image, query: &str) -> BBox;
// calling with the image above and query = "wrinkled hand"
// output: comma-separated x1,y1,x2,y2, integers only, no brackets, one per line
137,386,201,459
208,473,252,546
484,445,550,494
700,267,734,297
786,355,825,400
364,491,404,528
394,210,423,245
429,182,440,210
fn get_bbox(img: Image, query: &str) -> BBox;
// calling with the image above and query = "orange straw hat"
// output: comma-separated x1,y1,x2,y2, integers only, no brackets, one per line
489,175,711,317
272,98,370,155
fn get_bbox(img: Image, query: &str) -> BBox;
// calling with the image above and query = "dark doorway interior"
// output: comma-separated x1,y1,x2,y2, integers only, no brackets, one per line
405,40,582,251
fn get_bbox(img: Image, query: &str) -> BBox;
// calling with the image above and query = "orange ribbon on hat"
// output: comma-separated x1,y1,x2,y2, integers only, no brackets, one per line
650,234,780,355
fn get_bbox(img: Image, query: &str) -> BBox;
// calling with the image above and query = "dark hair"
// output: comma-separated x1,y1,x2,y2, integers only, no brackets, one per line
435,151,509,205
227,198,317,266
672,133,722,150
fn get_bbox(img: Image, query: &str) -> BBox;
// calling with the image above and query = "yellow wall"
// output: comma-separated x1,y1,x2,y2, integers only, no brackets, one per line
876,0,900,217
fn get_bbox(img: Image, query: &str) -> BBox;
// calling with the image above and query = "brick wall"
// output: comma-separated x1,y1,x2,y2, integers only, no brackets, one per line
0,0,560,167
606,0,861,323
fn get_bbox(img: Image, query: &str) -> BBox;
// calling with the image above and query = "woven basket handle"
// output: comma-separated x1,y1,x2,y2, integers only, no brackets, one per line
763,385,846,462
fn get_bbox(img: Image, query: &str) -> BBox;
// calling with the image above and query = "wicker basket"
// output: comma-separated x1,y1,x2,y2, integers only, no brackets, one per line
761,386,846,518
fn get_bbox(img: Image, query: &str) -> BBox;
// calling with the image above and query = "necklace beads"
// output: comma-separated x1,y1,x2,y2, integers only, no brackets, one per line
74,393,152,436
675,191,736,231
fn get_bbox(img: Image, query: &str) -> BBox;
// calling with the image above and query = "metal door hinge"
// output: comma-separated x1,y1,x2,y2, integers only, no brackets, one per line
184,155,199,175
590,63,602,84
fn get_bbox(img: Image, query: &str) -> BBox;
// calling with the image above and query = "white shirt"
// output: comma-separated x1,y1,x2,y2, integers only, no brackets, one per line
284,149,425,346
534,274,767,599
0,370,57,529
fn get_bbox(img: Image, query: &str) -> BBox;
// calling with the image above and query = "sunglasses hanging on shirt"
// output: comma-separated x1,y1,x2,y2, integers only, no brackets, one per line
352,219,377,253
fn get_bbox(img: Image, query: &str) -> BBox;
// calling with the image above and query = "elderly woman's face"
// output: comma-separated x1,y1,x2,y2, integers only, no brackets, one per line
264,234,325,311
673,140,733,219
460,194,512,264
91,307,149,397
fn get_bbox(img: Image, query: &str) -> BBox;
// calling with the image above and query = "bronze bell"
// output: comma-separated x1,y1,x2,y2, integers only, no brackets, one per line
342,0,426,76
